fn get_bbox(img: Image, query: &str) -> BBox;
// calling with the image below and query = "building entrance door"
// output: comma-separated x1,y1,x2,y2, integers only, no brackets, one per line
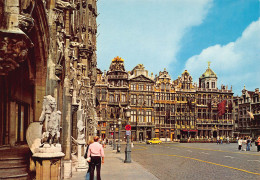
147,131,151,140
15,102,29,144
213,131,217,138
139,132,143,142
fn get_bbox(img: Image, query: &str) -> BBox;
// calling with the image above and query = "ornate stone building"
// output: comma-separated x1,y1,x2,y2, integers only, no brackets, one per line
0,0,98,179
95,61,235,141
106,57,129,140
173,70,196,139
129,64,154,141
196,63,233,139
154,69,175,140
95,68,109,139
236,87,260,138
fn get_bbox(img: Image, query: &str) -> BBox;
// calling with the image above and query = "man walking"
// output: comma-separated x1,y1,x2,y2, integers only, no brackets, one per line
87,136,105,180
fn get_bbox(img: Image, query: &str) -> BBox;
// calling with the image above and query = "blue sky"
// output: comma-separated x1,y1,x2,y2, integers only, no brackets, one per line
96,0,260,95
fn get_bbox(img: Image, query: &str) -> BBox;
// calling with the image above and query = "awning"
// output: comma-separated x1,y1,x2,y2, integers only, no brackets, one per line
182,130,198,132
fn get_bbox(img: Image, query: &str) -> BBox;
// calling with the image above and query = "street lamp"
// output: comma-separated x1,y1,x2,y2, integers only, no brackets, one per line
113,122,117,150
111,125,113,147
117,118,122,153
124,106,131,163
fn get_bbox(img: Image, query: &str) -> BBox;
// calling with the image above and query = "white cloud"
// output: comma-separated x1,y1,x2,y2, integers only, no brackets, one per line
184,18,260,95
97,0,213,74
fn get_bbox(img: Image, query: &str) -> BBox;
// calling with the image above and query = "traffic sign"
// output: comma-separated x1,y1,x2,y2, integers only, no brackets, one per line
125,125,131,131
126,130,131,136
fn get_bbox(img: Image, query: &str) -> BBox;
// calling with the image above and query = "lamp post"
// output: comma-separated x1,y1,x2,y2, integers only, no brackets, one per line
113,122,116,150
110,124,113,147
124,106,131,163
117,118,121,153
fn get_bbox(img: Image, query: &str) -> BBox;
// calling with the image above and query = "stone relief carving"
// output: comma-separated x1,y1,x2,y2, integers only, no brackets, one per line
77,110,85,141
20,0,35,15
19,0,35,33
56,0,75,9
0,36,29,75
39,95,61,147
55,31,65,76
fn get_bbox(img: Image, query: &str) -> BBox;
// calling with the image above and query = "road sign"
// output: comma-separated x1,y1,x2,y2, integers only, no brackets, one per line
126,130,131,136
125,125,131,131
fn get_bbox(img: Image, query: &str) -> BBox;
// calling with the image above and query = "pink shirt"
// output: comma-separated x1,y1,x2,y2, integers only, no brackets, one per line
87,142,105,158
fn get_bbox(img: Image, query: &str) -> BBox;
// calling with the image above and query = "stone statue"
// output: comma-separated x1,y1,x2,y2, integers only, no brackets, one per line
77,119,85,141
39,95,61,147
56,31,64,65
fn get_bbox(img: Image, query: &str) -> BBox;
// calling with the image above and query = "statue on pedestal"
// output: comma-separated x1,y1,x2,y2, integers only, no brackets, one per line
39,95,61,147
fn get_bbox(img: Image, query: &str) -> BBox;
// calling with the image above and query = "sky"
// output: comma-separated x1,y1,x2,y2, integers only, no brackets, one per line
96,0,260,96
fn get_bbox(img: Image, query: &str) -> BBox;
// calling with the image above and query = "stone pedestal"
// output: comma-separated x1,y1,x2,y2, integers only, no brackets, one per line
33,152,65,180
76,141,87,172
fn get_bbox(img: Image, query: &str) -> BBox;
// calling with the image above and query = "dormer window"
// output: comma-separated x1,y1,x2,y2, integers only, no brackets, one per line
212,82,215,89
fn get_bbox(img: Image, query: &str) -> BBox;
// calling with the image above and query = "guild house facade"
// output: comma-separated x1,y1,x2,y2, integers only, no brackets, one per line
0,0,98,179
96,59,235,141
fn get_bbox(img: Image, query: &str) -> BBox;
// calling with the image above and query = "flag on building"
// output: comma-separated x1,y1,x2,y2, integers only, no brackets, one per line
217,100,226,117
247,111,254,119
228,101,233,113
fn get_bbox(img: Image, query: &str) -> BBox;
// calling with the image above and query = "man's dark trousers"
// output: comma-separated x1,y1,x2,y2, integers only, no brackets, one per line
90,156,101,180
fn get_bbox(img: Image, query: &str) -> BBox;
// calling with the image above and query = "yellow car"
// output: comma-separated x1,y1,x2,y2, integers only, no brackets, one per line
147,138,162,144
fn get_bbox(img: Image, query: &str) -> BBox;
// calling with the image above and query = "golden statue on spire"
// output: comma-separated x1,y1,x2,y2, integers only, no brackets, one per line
208,61,211,68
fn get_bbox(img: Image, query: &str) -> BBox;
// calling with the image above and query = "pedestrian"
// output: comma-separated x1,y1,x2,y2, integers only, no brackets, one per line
220,136,223,144
217,135,220,144
84,139,94,180
87,136,105,180
242,137,247,151
226,136,230,144
257,136,260,152
246,136,251,151
238,138,242,151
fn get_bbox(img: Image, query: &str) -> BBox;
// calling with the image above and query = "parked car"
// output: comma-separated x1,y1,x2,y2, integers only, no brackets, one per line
146,138,162,144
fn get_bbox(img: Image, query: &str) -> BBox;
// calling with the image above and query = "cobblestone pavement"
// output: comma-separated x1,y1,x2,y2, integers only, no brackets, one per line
131,143,260,180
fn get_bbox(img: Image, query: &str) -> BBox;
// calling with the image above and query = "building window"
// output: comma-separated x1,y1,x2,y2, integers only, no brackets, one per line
166,93,170,100
121,94,126,102
146,95,152,106
130,110,137,122
139,84,144,91
147,85,152,91
161,93,165,100
139,110,144,122
161,83,165,90
155,93,160,100
101,88,106,101
146,110,152,122
166,84,170,90
160,104,165,111
109,94,114,102
115,94,119,102
131,84,136,90
139,95,144,105
155,117,159,124
131,94,137,105
155,104,160,111
212,82,215,89
96,88,100,100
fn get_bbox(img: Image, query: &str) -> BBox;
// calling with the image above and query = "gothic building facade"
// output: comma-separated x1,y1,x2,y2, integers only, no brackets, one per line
0,0,98,179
